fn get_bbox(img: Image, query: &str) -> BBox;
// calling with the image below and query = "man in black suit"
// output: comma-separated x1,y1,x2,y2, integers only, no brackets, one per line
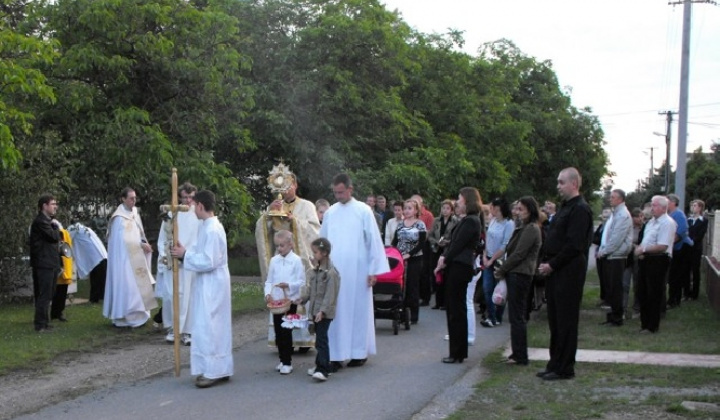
29,194,62,332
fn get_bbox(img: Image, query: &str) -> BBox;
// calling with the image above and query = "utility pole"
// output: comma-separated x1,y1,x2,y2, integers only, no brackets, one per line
656,111,675,193
645,146,656,181
668,0,717,210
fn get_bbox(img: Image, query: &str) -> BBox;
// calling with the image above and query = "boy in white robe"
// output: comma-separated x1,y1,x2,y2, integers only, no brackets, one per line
171,190,233,389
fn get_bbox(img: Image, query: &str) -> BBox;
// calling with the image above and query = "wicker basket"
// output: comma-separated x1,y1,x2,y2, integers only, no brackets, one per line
267,285,291,314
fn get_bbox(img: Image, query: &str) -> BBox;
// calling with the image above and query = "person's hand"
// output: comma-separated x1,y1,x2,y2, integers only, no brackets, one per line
314,311,324,323
434,256,446,273
402,253,410,260
141,242,153,254
537,263,552,276
269,199,283,211
265,294,273,303
483,255,491,268
170,241,185,259
276,282,289,289
634,245,645,259
367,275,377,287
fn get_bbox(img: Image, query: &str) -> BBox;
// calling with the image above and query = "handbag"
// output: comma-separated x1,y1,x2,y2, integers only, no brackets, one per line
435,270,444,285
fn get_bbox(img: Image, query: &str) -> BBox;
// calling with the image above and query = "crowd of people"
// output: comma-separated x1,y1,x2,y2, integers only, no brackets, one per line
27,165,711,388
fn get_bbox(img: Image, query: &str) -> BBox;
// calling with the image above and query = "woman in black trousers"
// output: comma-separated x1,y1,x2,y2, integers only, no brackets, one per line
495,196,542,366
435,187,483,364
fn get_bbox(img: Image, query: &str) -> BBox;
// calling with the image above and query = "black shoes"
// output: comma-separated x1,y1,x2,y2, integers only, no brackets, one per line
536,370,574,380
51,315,68,322
329,361,344,372
195,375,230,388
599,320,622,327
346,359,367,367
442,357,464,364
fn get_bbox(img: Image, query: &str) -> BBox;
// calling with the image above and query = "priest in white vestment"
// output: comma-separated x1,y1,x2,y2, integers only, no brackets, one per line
320,174,389,366
156,184,200,345
255,172,319,350
172,190,233,388
103,188,157,327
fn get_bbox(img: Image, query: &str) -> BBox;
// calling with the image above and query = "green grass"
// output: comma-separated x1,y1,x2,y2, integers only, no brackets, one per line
228,256,261,276
452,270,720,419
0,278,264,376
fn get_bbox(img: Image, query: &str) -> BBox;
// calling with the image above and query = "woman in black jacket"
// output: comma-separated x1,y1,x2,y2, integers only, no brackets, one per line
435,187,484,364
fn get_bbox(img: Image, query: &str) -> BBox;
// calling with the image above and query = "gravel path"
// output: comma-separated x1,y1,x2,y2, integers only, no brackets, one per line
0,311,267,420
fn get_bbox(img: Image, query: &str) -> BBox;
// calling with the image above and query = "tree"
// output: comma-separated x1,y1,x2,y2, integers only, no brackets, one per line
0,0,57,169
40,0,256,242
686,143,720,211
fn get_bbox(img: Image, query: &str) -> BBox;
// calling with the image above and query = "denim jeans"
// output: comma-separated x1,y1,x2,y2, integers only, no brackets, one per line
482,267,505,323
314,318,332,375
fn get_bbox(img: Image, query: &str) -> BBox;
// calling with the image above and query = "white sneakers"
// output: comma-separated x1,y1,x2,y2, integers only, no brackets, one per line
276,363,284,372
279,365,293,375
312,371,328,381
165,329,192,346
307,367,316,375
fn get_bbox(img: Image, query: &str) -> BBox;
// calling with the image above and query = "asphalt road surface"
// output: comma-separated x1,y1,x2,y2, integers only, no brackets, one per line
16,306,510,420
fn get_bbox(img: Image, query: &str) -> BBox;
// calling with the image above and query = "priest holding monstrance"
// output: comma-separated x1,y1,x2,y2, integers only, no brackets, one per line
255,163,320,350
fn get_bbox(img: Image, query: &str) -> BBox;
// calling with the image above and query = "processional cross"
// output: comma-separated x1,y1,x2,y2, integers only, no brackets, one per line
159,168,190,377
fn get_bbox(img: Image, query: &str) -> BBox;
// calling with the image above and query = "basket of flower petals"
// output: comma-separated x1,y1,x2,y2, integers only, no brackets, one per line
281,313,309,329
267,286,291,314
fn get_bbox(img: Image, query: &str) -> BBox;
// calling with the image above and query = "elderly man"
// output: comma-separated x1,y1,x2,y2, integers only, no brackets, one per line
666,194,693,309
596,189,633,327
537,168,594,381
634,195,676,334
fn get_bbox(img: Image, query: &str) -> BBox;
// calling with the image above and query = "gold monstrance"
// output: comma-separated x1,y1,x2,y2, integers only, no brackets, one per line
266,162,293,217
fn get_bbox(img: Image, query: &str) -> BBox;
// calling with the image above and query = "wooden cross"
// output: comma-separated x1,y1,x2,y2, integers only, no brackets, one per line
159,168,190,377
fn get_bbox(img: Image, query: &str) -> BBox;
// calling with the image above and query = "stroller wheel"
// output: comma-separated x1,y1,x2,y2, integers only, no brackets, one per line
404,310,411,330
393,319,399,335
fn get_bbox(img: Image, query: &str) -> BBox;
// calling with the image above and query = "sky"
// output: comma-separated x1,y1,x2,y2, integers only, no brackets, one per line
382,0,720,193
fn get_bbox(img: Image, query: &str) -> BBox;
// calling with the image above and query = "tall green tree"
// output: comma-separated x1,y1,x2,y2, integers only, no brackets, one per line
41,0,255,241
0,0,57,169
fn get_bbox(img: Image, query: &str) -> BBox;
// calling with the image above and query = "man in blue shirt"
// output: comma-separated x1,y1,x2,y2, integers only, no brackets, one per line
666,194,693,308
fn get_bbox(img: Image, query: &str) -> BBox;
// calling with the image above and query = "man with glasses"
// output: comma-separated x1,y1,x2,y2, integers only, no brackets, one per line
103,187,157,328
156,182,200,344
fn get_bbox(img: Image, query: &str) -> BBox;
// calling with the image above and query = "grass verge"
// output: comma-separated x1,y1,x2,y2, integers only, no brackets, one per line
0,279,264,376
451,270,720,419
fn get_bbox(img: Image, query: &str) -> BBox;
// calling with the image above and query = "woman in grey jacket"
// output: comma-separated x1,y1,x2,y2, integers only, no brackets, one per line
495,196,542,366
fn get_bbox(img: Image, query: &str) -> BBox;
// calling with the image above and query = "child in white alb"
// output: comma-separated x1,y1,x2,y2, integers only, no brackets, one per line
300,238,340,381
264,230,306,374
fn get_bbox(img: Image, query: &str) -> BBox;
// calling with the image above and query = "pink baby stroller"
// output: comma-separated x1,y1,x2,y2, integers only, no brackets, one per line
373,246,410,335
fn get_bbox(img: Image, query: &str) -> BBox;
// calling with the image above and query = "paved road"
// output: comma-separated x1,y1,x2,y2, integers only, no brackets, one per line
16,306,509,420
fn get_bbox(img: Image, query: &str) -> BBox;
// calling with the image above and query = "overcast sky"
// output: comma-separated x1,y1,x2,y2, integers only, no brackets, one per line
382,0,720,192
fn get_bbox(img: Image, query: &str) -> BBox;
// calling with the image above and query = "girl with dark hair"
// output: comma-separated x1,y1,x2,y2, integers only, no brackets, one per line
495,196,542,366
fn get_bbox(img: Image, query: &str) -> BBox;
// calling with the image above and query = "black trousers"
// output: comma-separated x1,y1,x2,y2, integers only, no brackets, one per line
419,243,433,303
507,272,532,363
272,304,297,365
668,244,690,306
601,258,626,324
51,283,68,319
445,262,471,360
89,259,107,303
638,254,670,332
404,256,422,322
545,255,587,377
596,256,606,302
32,268,56,330
688,246,703,300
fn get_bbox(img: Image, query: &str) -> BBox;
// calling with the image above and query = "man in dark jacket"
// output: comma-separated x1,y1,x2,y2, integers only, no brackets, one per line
537,168,594,380
29,194,61,332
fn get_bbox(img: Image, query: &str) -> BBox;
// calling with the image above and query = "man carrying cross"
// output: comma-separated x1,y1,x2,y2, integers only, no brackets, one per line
171,190,233,388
